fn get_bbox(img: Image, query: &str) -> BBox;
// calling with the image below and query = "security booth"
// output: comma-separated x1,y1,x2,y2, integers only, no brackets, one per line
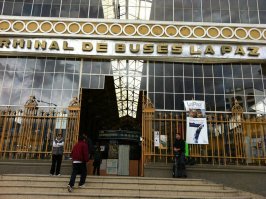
95,130,141,176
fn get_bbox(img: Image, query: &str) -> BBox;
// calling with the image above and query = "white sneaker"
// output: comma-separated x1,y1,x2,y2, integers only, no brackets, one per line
67,185,73,192
78,184,85,188
57,174,61,176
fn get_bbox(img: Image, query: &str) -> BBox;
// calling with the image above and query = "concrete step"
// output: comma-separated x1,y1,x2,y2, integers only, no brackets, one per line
1,174,206,184
0,192,254,199
0,185,241,197
0,180,225,191
0,174,262,199
0,174,222,185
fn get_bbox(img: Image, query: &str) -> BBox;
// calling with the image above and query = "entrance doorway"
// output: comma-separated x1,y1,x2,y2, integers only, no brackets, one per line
79,76,143,176
79,76,120,141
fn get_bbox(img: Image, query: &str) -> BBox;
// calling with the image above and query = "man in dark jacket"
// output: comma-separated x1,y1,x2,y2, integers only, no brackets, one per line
173,133,187,178
67,134,89,192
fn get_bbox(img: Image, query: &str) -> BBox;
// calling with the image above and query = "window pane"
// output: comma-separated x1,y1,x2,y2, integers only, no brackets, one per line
165,77,173,92
165,63,173,76
174,77,183,93
242,64,252,78
13,2,23,15
22,3,32,16
232,65,242,78
41,4,51,17
60,4,70,17
184,64,193,76
174,63,183,76
155,93,164,109
43,73,53,89
155,77,164,92
165,94,174,109
194,78,204,93
214,78,224,94
33,73,44,88
185,78,194,93
32,4,41,16
213,64,223,77
3,71,14,88
194,64,203,77
204,78,214,94
175,94,184,110
53,73,63,89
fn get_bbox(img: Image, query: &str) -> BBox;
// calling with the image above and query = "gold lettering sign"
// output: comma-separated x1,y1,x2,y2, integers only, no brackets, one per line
235,46,245,56
190,46,201,55
247,47,260,56
26,40,32,49
143,44,154,53
172,44,182,54
49,41,59,50
204,45,215,55
130,44,140,53
97,43,108,52
221,45,232,55
157,44,168,54
12,39,25,48
115,43,125,53
82,42,93,51
34,40,47,50
0,38,262,59
63,41,74,51
0,39,10,48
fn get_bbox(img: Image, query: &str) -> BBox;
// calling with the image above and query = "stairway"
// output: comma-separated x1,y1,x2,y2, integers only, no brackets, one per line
0,174,263,199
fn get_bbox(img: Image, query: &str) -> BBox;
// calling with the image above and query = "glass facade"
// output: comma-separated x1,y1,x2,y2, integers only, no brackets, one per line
1,56,265,114
146,62,266,113
0,57,81,107
0,0,266,24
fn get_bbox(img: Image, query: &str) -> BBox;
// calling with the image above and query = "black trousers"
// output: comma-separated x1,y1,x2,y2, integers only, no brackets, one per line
173,153,186,178
93,162,100,176
50,154,62,175
68,163,87,187
93,166,100,175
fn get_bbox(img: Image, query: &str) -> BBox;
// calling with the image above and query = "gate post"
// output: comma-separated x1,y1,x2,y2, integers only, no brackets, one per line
141,95,155,176
231,100,244,165
17,96,38,159
65,97,81,155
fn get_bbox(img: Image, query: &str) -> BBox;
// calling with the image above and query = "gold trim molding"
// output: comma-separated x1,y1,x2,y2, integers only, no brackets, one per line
0,16,266,43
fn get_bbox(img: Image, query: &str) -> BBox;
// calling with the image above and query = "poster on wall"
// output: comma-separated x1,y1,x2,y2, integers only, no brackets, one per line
154,131,160,147
55,112,67,129
160,135,167,149
184,100,208,144
106,159,118,175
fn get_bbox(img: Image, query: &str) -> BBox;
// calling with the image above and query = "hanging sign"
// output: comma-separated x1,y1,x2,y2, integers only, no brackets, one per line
184,100,208,144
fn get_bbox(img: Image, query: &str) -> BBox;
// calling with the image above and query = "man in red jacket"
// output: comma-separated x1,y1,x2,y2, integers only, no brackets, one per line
67,134,89,192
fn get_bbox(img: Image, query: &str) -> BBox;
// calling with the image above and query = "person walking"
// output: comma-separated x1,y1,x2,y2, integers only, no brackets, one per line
173,133,187,178
50,132,64,176
67,134,89,192
93,142,102,176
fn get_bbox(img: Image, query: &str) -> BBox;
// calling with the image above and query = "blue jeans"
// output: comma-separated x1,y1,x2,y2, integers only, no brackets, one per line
68,162,87,187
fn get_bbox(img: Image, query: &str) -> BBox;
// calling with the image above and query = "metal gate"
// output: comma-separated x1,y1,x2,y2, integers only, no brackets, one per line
141,96,266,170
0,96,80,160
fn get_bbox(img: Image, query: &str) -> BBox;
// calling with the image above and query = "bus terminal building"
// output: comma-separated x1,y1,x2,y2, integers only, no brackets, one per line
0,0,266,177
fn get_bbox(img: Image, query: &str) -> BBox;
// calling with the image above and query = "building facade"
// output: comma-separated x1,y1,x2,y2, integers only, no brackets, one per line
0,0,266,170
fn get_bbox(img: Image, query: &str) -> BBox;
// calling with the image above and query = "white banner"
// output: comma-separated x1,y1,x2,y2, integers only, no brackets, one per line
184,100,208,144
154,131,160,147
